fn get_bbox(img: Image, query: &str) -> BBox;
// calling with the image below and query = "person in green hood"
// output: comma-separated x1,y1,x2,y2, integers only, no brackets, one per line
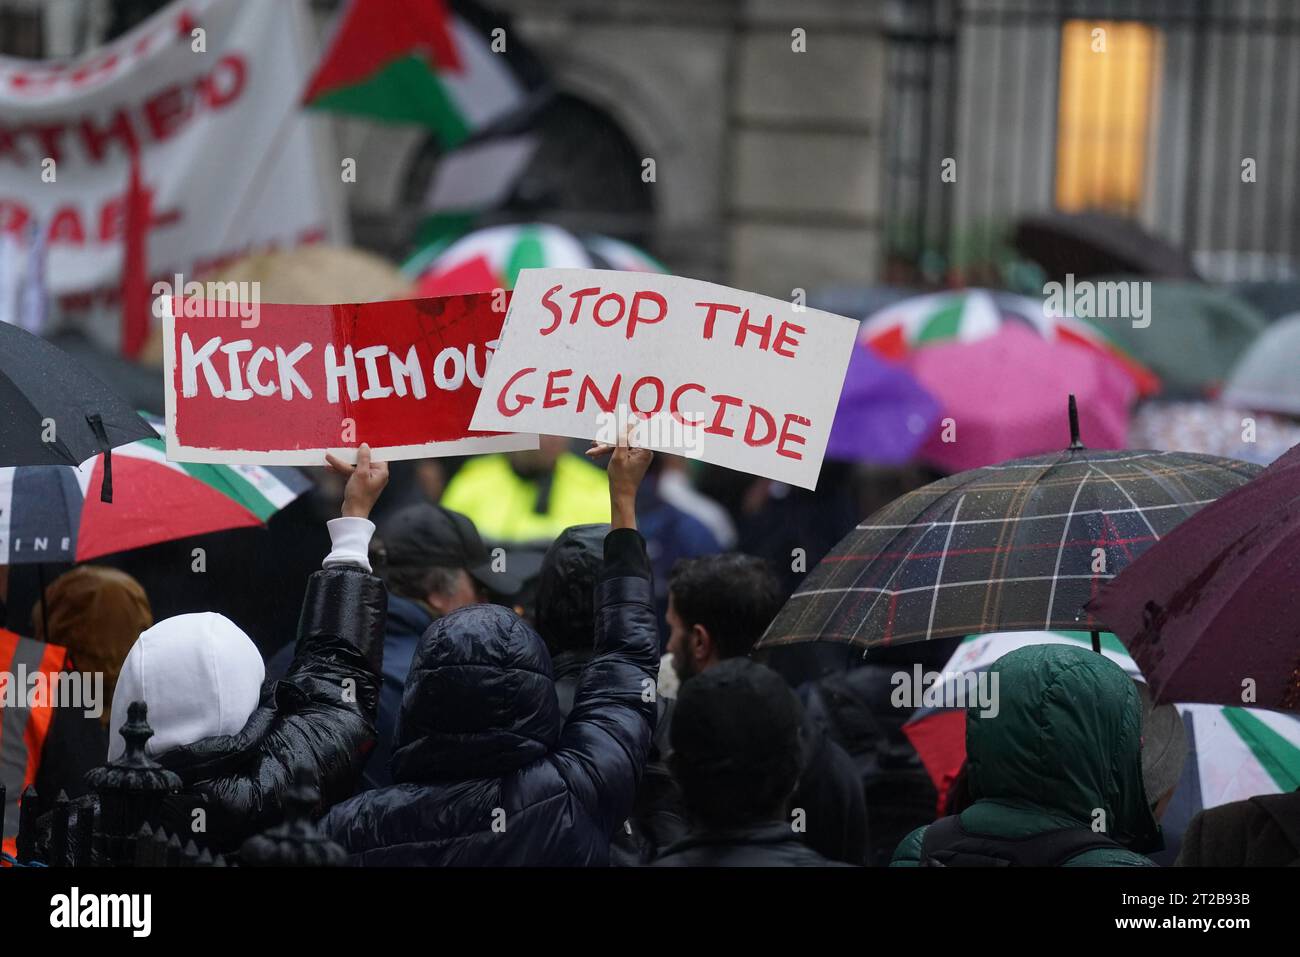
892,643,1162,866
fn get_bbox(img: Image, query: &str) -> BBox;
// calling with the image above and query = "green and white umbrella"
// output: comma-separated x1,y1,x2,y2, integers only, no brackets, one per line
859,288,1161,396
407,222,665,298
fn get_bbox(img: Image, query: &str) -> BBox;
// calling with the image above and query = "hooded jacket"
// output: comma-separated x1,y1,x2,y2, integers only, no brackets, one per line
149,566,386,851
891,644,1160,866
540,524,685,865
108,613,264,761
26,519,387,862
261,588,427,793
535,524,607,663
35,564,153,728
321,527,660,866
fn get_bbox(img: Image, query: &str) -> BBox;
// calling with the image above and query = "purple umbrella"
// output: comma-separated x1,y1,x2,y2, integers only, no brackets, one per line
826,342,942,465
1088,444,1300,712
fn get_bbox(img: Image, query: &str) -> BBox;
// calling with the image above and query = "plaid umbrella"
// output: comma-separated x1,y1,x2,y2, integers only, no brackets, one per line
757,406,1261,651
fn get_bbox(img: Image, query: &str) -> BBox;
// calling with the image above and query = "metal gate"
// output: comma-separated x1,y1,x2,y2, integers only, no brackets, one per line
882,0,1300,285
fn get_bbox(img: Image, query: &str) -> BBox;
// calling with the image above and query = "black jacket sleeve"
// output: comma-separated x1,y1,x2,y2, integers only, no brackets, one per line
159,567,387,848
552,527,660,840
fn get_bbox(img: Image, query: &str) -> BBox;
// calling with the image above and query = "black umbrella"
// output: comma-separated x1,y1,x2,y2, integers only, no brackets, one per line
0,322,154,503
46,329,164,414
757,399,1260,653
1013,211,1199,282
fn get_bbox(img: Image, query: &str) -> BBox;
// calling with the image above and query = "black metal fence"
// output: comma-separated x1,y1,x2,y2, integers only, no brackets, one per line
882,0,1300,285
3,701,343,868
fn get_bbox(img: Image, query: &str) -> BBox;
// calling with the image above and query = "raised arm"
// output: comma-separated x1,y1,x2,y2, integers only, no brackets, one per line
549,437,660,839
228,445,391,818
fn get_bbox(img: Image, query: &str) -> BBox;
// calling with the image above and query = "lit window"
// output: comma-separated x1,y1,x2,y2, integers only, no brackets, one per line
1056,20,1158,213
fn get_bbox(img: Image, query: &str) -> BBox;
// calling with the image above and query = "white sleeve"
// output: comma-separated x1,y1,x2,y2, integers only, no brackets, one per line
323,517,376,572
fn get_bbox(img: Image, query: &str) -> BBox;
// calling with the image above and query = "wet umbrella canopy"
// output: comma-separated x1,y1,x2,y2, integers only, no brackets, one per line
0,321,154,502
1089,444,1300,712
759,402,1261,651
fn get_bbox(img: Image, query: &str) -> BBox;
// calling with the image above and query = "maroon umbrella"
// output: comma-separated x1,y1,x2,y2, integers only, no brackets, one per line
1088,444,1300,712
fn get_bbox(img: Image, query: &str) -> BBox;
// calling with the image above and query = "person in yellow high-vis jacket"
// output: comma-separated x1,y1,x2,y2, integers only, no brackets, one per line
442,438,611,543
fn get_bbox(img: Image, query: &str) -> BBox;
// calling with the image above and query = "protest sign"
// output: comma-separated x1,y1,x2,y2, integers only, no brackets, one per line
0,0,338,345
164,293,536,464
470,268,858,489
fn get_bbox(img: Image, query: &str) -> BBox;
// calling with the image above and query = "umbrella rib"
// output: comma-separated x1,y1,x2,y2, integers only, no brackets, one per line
1045,471,1093,630
1088,461,1162,543
842,515,944,648
977,452,1160,470
0,372,81,466
800,573,1114,599
925,494,966,640
836,463,1043,647
854,498,1220,530
840,469,993,647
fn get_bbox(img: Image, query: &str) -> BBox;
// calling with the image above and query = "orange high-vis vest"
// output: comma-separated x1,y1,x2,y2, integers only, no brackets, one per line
1,628,68,861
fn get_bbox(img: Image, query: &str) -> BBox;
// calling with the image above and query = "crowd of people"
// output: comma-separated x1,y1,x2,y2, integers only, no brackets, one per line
1,437,1296,868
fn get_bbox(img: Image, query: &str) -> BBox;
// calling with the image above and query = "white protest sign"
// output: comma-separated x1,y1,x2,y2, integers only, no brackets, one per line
471,268,857,489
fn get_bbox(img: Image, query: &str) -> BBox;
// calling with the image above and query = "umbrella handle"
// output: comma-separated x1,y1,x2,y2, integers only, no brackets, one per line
1068,394,1085,450
87,414,113,504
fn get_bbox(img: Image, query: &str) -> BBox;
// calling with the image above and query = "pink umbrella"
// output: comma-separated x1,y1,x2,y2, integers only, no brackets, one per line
907,322,1137,473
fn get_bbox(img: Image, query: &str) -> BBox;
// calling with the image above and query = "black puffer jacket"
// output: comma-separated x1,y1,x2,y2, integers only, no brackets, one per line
31,567,386,860
321,528,660,866
554,649,687,866
535,523,608,662
155,567,386,849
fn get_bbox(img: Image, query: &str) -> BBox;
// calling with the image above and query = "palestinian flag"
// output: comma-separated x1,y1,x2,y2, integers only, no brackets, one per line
303,0,542,148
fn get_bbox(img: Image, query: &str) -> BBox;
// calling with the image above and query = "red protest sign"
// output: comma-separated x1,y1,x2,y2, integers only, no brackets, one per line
163,294,536,463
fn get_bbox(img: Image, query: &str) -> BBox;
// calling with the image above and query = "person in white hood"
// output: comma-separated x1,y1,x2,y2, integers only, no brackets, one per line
106,613,265,762
89,445,390,854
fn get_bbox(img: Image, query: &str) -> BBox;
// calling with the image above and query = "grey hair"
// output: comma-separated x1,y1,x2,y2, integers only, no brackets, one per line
386,564,465,602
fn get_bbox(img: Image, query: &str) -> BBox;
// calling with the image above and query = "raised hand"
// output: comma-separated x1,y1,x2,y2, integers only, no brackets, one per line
586,424,653,530
326,443,390,520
